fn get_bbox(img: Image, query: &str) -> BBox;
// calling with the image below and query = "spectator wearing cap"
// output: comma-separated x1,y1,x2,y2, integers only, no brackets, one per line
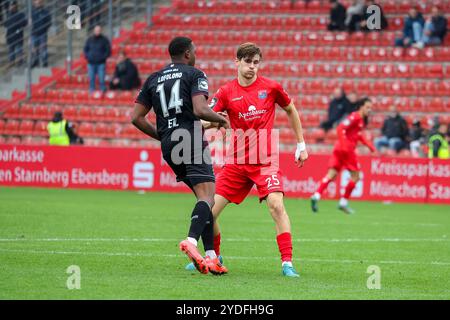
428,124,449,159
47,111,83,146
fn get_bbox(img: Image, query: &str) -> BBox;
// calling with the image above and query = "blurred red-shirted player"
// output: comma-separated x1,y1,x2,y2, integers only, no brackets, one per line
310,98,375,214
186,43,309,277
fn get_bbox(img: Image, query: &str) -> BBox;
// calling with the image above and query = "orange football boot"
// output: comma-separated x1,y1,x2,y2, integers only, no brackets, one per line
205,256,228,275
179,240,208,274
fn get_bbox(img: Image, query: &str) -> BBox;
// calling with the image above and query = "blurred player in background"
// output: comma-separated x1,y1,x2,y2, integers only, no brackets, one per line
187,43,308,277
132,36,230,275
310,98,375,214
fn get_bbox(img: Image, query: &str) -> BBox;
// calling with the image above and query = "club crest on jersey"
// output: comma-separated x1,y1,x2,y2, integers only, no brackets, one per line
258,90,267,99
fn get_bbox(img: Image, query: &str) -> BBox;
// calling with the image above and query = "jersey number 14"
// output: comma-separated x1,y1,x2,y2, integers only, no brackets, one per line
156,79,183,117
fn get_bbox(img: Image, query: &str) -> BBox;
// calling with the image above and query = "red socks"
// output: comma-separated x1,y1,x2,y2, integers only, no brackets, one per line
317,176,331,195
276,232,293,263
344,180,356,199
215,232,293,263
214,233,221,256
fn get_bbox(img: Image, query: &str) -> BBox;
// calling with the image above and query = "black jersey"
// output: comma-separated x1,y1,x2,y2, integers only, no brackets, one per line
135,63,209,142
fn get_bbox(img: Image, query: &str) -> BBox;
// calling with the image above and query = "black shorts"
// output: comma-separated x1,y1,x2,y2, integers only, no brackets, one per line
162,141,215,190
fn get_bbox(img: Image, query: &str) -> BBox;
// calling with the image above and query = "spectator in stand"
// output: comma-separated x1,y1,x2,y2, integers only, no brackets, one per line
0,0,10,24
395,7,425,47
328,0,347,31
345,0,365,32
109,50,141,90
5,1,27,67
414,6,448,49
84,25,111,94
409,119,426,158
320,88,351,132
345,92,360,114
374,105,409,153
47,111,83,146
31,0,51,68
428,124,449,159
360,0,388,32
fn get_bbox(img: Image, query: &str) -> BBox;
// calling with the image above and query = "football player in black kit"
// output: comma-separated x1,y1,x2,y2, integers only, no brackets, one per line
132,37,229,275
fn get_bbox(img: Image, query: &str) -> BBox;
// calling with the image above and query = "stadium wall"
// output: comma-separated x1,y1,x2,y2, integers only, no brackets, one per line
0,145,449,204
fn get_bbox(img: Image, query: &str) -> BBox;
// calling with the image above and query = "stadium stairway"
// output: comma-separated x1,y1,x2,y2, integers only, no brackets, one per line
0,0,449,156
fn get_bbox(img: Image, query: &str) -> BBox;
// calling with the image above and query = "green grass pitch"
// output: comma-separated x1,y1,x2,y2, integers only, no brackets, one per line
0,187,449,299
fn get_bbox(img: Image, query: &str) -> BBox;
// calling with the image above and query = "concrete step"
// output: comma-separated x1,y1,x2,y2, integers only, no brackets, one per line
0,67,52,100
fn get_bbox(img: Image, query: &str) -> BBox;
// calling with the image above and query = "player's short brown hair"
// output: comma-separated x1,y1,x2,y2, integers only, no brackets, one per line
236,43,262,61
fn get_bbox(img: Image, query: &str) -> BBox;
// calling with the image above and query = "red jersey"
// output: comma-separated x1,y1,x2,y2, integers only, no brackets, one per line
211,76,292,165
335,111,374,152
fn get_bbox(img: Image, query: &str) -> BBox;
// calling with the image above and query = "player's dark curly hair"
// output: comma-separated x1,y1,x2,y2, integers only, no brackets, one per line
168,37,193,58
356,97,371,109
356,97,372,126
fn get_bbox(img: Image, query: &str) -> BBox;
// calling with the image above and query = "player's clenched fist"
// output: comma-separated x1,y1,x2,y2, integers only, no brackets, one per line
295,142,308,168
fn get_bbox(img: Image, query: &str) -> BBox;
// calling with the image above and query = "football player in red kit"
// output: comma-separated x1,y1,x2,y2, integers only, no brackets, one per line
310,98,375,214
186,43,309,277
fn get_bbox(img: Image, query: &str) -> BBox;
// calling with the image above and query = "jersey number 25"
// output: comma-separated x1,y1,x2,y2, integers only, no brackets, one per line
266,175,280,189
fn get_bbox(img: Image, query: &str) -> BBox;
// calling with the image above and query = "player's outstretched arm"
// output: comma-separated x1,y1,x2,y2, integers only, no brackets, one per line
358,133,376,153
201,112,228,130
192,95,229,129
131,103,160,141
283,102,308,167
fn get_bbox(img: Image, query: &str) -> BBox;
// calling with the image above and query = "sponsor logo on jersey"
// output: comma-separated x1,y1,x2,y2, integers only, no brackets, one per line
208,98,218,108
238,105,267,120
198,78,208,91
232,96,244,102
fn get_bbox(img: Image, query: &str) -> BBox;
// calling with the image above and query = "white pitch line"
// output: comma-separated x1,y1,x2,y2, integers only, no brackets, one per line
0,248,449,266
0,238,448,243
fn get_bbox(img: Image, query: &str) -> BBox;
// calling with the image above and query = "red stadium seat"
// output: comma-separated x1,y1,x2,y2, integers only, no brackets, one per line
19,120,34,136
104,107,120,122
78,106,92,121
92,107,107,121
0,119,6,135
78,123,94,137
428,98,446,112
4,120,20,135
33,121,48,137
5,136,21,144
63,106,78,121
93,122,110,138
59,90,74,104
3,104,20,119
19,104,35,120
33,105,50,120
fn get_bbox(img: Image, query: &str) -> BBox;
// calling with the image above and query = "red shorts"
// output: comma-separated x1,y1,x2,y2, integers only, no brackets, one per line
216,164,284,204
329,149,360,172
